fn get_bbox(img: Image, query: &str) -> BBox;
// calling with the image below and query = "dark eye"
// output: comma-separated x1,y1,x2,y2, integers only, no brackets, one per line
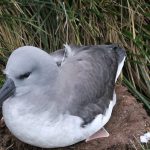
17,72,31,80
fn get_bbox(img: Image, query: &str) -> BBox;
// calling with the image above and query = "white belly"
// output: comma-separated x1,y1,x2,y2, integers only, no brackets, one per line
3,92,116,148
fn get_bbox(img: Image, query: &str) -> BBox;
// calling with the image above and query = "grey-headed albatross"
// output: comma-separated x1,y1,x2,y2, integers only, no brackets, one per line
0,44,126,148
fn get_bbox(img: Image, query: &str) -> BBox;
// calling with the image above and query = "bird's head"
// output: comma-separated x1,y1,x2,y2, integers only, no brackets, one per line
0,46,58,106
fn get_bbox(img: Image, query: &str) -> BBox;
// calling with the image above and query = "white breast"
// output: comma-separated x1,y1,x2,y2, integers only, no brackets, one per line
3,92,116,148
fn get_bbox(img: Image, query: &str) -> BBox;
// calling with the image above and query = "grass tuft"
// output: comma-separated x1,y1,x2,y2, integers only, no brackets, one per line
0,0,150,111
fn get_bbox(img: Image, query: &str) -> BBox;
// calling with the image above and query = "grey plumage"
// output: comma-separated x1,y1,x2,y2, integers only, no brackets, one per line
51,44,125,125
51,44,126,66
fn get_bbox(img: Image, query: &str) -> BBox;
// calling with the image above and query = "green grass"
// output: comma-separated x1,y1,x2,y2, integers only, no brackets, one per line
0,0,150,111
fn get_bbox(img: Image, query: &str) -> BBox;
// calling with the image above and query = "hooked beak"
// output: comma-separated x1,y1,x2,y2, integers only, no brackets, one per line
0,78,15,106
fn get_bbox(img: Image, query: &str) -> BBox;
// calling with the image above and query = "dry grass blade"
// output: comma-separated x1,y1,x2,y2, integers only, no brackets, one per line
0,0,149,111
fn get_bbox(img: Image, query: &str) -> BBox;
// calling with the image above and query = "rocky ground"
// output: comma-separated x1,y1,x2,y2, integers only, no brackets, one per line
0,85,150,150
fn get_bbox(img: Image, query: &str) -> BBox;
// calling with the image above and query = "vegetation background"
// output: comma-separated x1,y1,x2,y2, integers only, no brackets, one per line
0,0,150,112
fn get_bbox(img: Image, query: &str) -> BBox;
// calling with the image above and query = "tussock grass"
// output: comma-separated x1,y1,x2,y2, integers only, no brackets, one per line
0,0,150,110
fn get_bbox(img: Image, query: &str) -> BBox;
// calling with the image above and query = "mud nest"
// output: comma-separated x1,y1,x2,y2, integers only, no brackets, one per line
0,85,150,150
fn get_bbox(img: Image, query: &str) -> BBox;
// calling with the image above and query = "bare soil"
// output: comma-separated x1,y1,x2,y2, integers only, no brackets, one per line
0,85,150,150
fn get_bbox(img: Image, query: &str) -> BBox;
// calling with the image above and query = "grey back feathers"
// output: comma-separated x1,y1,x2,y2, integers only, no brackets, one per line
51,44,126,67
51,44,126,125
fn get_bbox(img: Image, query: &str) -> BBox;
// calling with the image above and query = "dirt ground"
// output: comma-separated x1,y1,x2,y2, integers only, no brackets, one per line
0,85,150,150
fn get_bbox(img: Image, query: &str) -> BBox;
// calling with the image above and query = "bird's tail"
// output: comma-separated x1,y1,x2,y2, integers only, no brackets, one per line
112,44,126,81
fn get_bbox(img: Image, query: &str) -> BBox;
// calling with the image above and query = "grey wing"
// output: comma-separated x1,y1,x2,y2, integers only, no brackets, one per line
58,45,124,125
